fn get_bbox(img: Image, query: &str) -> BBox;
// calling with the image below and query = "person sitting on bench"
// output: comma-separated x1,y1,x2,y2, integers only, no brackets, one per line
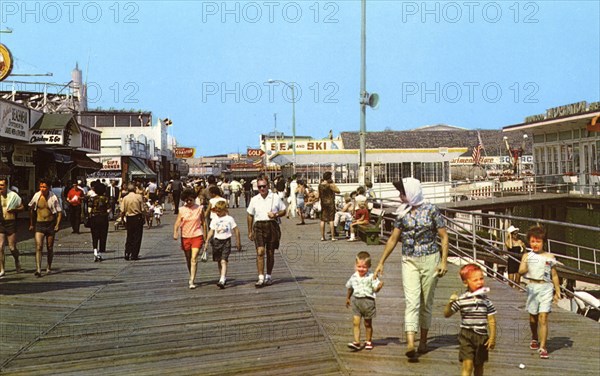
348,201,370,242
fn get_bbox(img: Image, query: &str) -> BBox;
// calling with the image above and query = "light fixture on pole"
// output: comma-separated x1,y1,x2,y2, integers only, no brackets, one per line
268,79,296,174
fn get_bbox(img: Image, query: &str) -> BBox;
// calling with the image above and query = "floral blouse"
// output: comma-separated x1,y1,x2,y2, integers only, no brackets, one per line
393,203,445,257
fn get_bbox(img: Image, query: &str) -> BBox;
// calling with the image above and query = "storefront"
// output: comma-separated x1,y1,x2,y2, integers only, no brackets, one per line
29,112,101,184
127,157,157,181
503,100,600,189
0,99,34,196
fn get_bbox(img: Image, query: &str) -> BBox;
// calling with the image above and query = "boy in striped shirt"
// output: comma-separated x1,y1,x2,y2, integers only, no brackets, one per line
444,263,497,376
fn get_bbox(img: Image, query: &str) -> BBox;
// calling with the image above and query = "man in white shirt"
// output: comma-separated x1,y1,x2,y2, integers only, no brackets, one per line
247,177,286,287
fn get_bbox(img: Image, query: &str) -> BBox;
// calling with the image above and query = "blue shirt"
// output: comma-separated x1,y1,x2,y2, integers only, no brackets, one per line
393,203,445,257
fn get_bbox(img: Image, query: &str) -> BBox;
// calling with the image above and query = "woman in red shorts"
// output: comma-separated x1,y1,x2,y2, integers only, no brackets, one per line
173,188,207,289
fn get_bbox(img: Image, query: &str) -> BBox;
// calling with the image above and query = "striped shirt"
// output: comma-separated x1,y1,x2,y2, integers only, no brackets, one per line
450,293,496,335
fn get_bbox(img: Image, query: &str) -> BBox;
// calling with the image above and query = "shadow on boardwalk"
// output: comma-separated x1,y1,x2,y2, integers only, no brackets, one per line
1,208,598,375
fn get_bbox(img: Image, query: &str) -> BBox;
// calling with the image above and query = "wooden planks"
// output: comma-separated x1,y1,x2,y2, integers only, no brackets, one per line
1,208,599,375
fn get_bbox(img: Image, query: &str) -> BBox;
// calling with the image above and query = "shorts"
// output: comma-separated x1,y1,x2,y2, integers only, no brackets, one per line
181,236,204,252
458,328,489,365
296,198,305,210
211,237,231,262
526,282,554,314
35,221,56,236
351,297,376,319
253,221,281,250
0,219,16,235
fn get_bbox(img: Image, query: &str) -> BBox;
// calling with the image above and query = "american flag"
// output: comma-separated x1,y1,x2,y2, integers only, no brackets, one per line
472,132,484,165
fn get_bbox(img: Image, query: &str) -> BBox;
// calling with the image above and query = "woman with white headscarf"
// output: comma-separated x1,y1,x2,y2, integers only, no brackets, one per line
374,178,449,359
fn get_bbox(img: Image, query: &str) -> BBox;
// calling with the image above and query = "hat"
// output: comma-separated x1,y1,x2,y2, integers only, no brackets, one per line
507,225,519,234
77,180,82,185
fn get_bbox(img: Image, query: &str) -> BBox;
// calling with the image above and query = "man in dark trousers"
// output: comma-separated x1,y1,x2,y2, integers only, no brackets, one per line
170,175,184,215
120,183,146,260
66,181,84,234
107,180,120,220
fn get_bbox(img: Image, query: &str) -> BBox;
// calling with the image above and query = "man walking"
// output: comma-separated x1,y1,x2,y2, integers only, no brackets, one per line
28,179,62,276
170,175,184,214
120,183,146,260
108,180,120,220
247,177,286,287
66,181,84,233
0,179,24,277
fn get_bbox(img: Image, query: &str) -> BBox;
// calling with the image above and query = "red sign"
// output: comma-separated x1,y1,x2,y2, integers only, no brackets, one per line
175,147,195,159
247,148,264,157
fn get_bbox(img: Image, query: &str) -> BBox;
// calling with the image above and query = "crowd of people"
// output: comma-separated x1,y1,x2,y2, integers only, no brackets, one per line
0,172,565,375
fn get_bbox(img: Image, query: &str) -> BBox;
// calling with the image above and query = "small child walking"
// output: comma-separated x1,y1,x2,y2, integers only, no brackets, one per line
146,200,155,228
204,201,241,289
444,263,496,376
345,251,383,350
518,225,561,359
153,200,163,226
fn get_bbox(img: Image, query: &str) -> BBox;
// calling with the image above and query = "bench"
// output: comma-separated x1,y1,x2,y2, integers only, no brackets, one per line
356,208,385,245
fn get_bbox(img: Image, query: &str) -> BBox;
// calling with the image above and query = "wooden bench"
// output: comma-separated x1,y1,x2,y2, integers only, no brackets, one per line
356,208,385,245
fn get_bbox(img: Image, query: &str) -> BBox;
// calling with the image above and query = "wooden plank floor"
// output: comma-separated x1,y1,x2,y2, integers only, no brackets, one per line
1,207,599,375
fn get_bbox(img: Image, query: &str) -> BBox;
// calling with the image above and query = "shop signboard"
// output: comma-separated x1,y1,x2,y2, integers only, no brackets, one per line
77,126,101,153
29,129,64,145
101,157,121,170
265,140,342,152
0,100,29,141
174,147,195,159
0,44,13,81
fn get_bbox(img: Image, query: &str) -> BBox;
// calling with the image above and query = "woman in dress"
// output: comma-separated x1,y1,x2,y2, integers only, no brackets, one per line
374,178,449,359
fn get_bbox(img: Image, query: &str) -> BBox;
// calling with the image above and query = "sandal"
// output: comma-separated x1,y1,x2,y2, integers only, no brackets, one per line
405,346,417,358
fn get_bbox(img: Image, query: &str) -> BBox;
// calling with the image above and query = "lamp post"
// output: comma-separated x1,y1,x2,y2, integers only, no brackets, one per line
268,79,296,174
358,0,379,185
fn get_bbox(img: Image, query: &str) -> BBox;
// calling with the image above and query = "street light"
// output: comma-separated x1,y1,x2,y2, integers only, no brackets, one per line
268,79,296,173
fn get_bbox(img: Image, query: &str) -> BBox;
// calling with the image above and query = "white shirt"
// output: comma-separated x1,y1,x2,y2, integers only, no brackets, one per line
209,215,237,240
247,192,286,222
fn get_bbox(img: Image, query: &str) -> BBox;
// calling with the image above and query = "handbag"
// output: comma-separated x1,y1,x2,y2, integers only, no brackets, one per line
200,250,208,263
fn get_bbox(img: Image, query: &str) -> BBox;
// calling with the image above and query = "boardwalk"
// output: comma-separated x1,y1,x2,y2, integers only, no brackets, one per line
1,207,599,375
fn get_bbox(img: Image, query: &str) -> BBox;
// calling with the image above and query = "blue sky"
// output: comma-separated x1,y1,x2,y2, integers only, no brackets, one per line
1,1,599,156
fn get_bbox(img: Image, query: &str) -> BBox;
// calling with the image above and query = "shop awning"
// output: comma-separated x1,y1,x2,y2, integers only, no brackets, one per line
72,152,102,170
129,158,156,178
32,113,79,131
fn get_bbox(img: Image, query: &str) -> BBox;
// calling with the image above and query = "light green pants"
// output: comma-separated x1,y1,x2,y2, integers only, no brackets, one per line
401,252,440,333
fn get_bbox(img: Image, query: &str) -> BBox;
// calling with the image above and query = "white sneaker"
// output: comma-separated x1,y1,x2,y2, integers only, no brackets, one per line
255,275,265,287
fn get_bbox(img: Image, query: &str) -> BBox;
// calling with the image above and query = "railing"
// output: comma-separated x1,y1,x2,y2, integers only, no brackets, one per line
369,197,599,310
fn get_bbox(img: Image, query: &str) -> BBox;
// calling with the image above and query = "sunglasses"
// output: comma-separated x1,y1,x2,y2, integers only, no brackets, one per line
258,185,268,189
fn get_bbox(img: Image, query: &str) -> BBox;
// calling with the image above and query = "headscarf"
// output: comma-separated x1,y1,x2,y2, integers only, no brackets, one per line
395,177,424,219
